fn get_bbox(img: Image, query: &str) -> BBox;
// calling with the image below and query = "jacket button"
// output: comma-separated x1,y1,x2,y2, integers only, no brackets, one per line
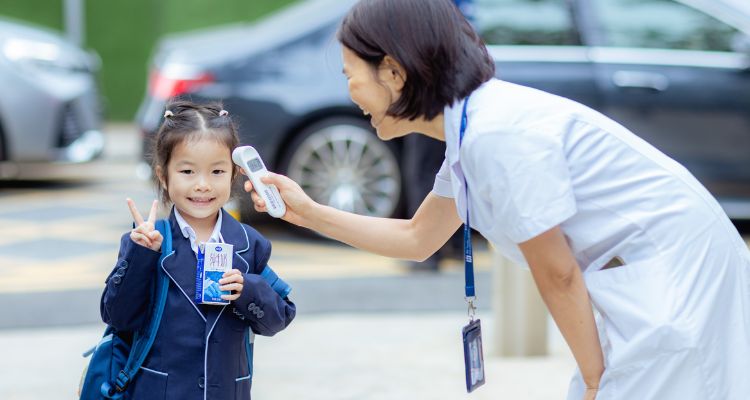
247,303,257,312
257,311,264,318
116,267,126,275
111,276,122,285
198,376,205,389
119,260,128,268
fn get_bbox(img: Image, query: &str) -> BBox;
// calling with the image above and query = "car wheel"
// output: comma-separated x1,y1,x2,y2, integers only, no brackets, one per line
282,117,402,218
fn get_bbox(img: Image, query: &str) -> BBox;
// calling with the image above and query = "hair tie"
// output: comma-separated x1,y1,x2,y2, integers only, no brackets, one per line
219,110,229,117
164,110,174,118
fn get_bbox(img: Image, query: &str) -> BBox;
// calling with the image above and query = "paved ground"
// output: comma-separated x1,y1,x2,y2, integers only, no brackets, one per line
3,124,747,399
0,124,576,399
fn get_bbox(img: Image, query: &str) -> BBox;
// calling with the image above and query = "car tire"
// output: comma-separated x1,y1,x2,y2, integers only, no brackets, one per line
280,116,403,219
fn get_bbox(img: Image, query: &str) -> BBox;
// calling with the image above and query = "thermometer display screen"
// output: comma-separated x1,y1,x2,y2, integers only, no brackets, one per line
247,158,263,172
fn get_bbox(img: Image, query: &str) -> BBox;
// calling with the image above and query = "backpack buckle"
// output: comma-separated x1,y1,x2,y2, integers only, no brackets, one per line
114,370,130,392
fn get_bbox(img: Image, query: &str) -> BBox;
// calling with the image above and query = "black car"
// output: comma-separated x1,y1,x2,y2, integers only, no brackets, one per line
136,0,750,221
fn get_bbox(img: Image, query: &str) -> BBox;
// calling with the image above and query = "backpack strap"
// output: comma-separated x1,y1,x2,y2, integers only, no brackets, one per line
101,219,172,398
259,264,292,298
244,264,291,380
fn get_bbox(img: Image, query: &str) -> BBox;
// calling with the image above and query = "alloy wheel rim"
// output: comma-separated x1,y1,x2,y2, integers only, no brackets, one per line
287,124,401,217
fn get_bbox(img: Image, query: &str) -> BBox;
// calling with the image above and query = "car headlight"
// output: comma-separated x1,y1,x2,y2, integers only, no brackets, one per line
1,37,90,73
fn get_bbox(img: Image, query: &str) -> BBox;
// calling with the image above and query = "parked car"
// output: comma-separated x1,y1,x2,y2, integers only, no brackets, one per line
0,17,104,177
136,0,750,221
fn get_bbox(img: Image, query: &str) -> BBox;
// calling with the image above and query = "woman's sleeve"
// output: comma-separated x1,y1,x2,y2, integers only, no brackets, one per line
463,128,577,243
432,159,454,198
100,233,161,331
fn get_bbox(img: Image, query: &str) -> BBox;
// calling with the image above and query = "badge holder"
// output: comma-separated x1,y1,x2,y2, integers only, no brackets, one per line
461,265,485,392
459,96,485,393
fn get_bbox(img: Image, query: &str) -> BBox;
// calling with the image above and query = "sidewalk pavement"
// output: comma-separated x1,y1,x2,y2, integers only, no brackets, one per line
0,313,576,400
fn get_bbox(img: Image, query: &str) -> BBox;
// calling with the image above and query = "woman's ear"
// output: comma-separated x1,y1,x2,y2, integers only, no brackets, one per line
380,55,406,92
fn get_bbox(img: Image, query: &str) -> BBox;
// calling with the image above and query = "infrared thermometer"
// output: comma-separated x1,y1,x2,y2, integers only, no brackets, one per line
232,146,287,218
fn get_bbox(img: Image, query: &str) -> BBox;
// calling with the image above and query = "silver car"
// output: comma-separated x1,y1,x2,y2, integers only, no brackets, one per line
0,17,104,177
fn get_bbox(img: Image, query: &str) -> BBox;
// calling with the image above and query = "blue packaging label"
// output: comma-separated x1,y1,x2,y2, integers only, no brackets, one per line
195,242,233,305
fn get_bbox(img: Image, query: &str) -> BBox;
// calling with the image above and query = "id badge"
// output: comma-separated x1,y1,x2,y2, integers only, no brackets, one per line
462,319,485,392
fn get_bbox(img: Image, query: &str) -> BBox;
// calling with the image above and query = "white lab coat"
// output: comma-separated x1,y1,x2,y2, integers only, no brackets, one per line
433,79,750,399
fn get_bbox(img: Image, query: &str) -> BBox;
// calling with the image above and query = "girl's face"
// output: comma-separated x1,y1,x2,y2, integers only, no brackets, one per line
342,47,415,141
160,137,233,229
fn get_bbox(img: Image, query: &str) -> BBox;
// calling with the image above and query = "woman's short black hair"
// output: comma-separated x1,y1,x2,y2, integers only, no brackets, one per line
337,0,495,121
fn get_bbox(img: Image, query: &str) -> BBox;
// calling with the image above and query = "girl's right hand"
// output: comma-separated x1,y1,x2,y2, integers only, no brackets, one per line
127,198,163,252
243,172,315,227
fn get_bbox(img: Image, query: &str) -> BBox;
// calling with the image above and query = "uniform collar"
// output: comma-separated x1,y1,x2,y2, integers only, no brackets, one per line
173,207,224,254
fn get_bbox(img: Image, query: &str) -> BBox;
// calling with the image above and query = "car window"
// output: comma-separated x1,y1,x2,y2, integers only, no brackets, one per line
593,0,740,51
475,0,581,45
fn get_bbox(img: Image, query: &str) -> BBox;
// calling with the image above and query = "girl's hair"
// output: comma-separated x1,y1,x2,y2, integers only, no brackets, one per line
152,100,240,204
337,0,495,121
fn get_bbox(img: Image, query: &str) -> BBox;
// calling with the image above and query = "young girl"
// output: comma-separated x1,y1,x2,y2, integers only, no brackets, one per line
101,101,296,399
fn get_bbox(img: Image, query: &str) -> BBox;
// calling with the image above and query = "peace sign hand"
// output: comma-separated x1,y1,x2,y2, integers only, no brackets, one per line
127,198,163,252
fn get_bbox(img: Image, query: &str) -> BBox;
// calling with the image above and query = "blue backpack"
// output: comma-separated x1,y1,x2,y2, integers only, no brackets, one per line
79,219,290,399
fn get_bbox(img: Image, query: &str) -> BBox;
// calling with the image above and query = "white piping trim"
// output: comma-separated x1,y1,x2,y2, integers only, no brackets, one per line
236,224,251,253
140,366,168,377
203,305,228,400
236,375,251,382
161,251,207,323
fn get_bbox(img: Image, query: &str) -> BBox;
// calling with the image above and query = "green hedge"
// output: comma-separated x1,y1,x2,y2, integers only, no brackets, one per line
2,0,297,120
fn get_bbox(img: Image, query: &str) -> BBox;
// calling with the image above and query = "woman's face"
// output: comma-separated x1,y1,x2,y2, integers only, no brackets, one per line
342,47,414,140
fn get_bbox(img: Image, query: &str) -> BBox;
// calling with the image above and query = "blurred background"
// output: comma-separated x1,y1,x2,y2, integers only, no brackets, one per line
1,0,749,399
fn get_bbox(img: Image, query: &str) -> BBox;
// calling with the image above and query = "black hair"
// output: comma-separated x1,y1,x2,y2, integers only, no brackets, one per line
152,100,240,204
337,0,495,121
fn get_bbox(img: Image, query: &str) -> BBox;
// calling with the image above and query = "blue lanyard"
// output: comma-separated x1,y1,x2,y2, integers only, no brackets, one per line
459,97,477,316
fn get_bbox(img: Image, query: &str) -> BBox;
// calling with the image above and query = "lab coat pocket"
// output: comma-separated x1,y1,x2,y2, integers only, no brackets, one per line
583,258,695,370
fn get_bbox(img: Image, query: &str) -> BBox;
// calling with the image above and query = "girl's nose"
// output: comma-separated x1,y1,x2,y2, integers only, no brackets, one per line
195,175,211,191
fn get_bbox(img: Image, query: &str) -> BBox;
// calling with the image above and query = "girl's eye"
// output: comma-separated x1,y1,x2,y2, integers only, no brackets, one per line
212,169,226,175
179,169,193,175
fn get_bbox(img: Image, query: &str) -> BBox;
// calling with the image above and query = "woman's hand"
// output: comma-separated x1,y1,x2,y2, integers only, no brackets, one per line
583,387,598,400
219,269,244,301
127,198,163,252
243,172,316,227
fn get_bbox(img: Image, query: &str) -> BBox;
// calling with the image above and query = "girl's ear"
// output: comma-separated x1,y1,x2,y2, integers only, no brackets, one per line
155,165,167,190
380,55,406,93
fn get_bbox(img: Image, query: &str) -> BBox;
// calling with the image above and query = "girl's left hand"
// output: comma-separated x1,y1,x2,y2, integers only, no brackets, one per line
219,269,244,301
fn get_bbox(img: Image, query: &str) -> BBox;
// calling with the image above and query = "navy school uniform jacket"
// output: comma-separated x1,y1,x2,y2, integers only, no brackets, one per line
100,208,296,400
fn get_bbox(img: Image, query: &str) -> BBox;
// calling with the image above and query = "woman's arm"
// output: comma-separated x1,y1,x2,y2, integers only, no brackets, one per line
245,173,462,261
518,226,604,391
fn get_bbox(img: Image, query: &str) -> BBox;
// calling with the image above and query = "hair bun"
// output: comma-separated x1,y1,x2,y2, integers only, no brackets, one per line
164,110,174,118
